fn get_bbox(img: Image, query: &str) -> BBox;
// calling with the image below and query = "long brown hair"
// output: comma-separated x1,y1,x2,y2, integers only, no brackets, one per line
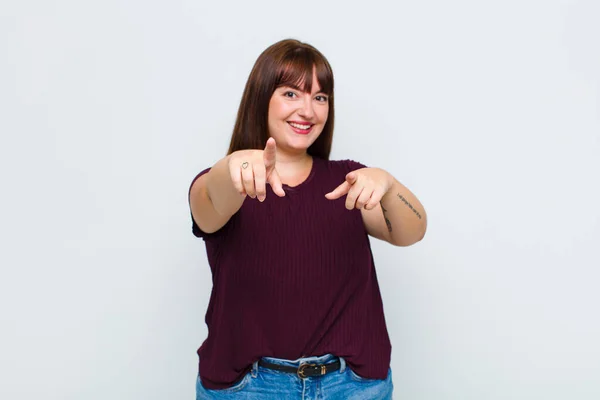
227,39,335,159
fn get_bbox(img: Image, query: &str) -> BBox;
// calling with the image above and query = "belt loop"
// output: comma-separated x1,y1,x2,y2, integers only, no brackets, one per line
251,360,258,378
338,356,346,373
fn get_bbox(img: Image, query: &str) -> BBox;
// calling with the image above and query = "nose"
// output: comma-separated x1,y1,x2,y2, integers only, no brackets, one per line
298,95,315,119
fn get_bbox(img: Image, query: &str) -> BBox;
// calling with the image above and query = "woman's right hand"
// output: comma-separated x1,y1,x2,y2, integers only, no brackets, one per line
228,137,285,202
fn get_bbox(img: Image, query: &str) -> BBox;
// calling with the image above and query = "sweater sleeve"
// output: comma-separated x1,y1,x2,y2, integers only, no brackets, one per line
187,168,212,239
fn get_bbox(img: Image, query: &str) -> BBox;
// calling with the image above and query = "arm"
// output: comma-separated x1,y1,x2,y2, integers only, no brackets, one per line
189,154,245,234
325,167,427,247
360,177,427,246
189,138,284,234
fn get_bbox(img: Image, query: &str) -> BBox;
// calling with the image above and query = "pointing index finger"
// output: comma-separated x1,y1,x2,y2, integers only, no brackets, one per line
325,181,351,200
264,137,277,168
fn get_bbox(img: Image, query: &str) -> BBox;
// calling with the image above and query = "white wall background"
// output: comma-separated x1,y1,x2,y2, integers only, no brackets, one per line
1,0,598,399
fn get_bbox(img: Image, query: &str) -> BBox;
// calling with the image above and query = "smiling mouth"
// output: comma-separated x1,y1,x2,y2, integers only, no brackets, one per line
287,122,314,135
288,122,313,130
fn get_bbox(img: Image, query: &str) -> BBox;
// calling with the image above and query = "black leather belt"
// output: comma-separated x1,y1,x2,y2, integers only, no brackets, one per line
258,359,341,379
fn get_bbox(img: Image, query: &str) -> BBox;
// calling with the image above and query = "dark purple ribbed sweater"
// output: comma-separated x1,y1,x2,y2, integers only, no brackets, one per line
188,157,391,390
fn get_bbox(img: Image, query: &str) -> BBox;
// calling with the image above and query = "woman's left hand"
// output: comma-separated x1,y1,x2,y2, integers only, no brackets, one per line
325,168,393,210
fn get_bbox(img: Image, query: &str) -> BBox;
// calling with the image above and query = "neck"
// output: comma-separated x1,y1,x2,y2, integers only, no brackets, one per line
275,149,312,177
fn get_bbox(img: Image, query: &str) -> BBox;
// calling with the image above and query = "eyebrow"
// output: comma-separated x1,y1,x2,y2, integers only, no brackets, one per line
281,83,327,95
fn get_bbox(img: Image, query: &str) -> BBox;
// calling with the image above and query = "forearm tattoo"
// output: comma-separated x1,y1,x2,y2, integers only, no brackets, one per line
397,193,422,219
380,202,393,232
380,193,422,233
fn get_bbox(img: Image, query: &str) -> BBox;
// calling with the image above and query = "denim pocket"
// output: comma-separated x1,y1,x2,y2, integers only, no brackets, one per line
197,371,251,394
348,367,391,383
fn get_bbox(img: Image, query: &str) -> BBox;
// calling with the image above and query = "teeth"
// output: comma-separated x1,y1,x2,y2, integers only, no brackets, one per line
289,122,311,130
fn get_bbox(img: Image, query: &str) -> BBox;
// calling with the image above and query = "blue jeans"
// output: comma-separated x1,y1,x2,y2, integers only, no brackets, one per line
196,354,393,399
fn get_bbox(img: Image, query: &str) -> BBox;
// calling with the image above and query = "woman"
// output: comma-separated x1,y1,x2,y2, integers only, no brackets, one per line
188,38,427,399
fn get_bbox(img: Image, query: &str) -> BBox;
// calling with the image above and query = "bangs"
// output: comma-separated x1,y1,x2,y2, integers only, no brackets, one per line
276,51,333,95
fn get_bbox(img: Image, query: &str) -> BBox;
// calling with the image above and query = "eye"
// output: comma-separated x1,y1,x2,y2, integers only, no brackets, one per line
315,95,328,103
284,91,297,98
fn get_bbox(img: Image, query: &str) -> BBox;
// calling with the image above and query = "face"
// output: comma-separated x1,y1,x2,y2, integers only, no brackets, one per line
267,69,329,154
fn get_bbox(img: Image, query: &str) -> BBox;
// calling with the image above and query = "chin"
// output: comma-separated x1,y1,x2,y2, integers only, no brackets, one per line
290,136,318,149
283,143,311,153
